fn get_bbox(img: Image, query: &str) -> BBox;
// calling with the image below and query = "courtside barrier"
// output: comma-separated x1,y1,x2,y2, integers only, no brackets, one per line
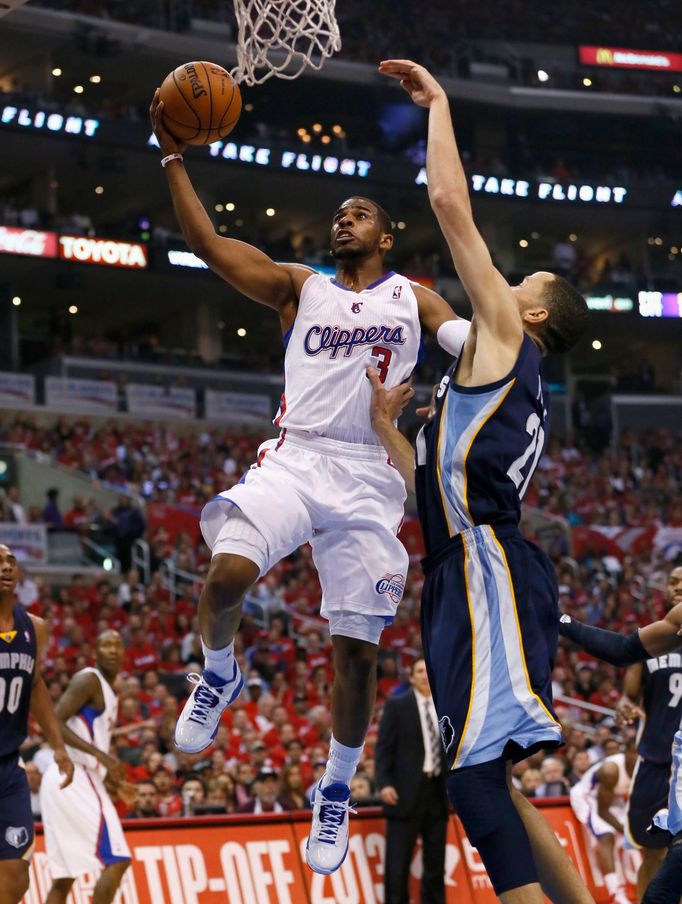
23,803,640,903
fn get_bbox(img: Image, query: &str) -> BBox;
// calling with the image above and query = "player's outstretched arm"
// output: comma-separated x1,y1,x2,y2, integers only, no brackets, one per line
379,60,521,346
150,90,300,313
368,367,416,492
28,615,73,788
560,604,682,666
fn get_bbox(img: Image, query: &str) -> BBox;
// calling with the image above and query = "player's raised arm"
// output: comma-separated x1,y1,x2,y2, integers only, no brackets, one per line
150,90,302,314
379,60,520,345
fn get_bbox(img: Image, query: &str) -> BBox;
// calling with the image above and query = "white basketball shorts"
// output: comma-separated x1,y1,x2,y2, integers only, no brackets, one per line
40,761,130,879
201,430,409,620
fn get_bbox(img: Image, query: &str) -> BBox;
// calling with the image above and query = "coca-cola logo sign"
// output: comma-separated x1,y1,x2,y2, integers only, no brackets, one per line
0,226,58,257
58,235,148,269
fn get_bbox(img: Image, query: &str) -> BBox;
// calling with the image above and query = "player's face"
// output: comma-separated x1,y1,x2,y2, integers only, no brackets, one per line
666,567,682,610
0,545,18,594
96,631,124,674
513,271,554,311
330,199,390,260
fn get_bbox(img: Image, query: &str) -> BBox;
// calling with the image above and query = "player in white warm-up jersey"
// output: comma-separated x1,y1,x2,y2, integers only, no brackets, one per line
570,745,637,904
151,91,470,877
40,632,131,904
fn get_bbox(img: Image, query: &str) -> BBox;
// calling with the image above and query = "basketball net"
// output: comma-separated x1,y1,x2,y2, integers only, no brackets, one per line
231,0,341,85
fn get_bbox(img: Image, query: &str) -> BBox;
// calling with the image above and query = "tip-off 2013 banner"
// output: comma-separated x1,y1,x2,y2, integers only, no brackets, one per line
579,45,682,72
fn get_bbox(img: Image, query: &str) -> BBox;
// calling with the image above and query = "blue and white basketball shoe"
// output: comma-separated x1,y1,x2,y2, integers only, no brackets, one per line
305,776,355,875
174,663,243,754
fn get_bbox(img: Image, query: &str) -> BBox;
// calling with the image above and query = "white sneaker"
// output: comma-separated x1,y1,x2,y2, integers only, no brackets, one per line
174,664,243,754
305,777,355,875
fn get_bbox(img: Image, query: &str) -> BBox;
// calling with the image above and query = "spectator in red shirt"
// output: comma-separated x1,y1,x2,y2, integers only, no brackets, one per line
124,628,160,673
152,767,182,817
63,496,91,534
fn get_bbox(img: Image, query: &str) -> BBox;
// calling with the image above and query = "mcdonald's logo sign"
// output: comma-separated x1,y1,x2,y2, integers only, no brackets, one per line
596,47,614,65
579,45,682,72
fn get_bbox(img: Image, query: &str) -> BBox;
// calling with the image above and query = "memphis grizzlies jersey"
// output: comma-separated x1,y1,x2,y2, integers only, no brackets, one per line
276,271,421,445
65,667,118,777
0,605,36,758
416,334,549,553
637,652,682,764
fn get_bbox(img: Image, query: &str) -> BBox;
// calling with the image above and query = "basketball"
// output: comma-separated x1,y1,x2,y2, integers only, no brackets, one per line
159,61,242,145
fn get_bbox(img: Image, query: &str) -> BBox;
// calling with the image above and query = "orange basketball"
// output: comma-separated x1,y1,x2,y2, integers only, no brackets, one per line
159,61,242,145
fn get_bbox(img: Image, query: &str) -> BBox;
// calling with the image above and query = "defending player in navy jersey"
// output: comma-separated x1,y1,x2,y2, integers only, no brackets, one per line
613,566,682,900
560,566,682,904
0,544,74,904
150,90,470,876
372,61,590,903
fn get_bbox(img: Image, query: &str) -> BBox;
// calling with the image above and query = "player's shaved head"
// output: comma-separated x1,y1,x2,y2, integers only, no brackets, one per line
97,629,122,646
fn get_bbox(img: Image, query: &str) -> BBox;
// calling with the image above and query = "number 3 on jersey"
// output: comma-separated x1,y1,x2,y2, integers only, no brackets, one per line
371,346,393,383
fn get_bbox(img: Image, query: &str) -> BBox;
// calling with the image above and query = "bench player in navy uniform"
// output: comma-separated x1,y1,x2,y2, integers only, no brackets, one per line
614,566,682,900
372,61,593,903
560,566,682,904
0,545,74,904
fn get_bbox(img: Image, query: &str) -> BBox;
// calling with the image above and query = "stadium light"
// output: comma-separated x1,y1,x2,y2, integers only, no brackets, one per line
592,340,602,350
12,296,21,306
537,70,549,82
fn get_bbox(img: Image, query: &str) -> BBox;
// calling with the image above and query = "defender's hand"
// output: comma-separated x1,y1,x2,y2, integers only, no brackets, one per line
615,697,644,726
55,748,74,789
416,384,439,421
150,88,187,156
378,60,447,108
367,367,415,428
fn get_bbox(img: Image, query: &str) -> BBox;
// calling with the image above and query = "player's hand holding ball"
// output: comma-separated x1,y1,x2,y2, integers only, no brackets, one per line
150,88,187,157
378,59,447,108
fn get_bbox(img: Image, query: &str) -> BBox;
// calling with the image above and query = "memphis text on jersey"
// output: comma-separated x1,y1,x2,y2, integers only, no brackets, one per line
0,651,34,674
304,324,406,358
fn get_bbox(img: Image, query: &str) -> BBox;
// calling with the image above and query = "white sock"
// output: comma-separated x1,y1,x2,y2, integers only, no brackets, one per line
604,872,620,896
322,736,363,788
202,640,235,682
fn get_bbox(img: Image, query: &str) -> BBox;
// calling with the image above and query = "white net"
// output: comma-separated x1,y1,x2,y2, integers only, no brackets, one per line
231,0,342,86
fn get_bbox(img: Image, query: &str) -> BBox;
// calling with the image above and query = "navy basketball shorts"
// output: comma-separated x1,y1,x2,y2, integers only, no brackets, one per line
0,754,34,861
421,524,563,770
627,757,672,850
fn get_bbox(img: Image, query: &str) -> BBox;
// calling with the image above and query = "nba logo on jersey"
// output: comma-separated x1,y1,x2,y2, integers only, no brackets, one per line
375,573,405,604
392,285,402,300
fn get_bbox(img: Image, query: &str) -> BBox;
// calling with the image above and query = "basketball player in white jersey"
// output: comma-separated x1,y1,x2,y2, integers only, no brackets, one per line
570,742,637,904
40,631,131,904
150,91,469,874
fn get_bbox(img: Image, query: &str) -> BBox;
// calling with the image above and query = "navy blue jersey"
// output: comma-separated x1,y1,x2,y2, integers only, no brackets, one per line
416,335,549,555
637,652,682,765
0,605,36,758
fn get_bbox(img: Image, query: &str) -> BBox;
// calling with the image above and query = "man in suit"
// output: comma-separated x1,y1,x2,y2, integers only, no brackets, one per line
376,658,448,904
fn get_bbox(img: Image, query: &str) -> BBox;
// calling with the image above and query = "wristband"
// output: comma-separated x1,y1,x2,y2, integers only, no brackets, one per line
161,153,184,168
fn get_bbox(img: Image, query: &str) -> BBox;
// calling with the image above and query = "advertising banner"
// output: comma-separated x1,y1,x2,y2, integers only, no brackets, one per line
126,384,196,420
0,372,35,408
0,522,47,563
0,225,58,258
58,235,148,269
45,377,117,415
579,45,682,72
204,389,272,424
23,806,638,903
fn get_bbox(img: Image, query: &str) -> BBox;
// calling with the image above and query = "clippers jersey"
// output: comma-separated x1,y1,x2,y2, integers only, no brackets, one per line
277,271,421,445
416,334,549,554
637,652,682,765
65,667,118,777
0,605,36,758
571,752,632,818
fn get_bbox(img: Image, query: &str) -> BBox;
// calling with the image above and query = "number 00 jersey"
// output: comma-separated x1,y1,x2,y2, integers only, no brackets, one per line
416,334,549,554
0,604,36,758
637,652,682,765
276,271,421,445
